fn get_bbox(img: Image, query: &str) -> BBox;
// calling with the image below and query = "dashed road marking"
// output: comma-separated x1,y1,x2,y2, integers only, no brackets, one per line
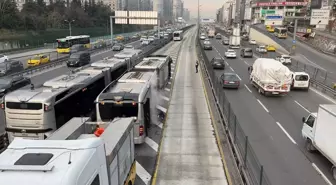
257,99,269,113
136,161,152,185
244,61,249,65
156,105,167,113
312,163,333,185
229,67,234,71
276,122,297,145
236,74,242,80
145,137,159,152
168,81,171,85
294,100,310,113
160,95,170,101
244,84,252,93
164,87,170,92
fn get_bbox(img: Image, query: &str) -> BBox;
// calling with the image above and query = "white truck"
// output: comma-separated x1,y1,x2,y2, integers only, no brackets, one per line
229,27,240,49
208,29,215,38
250,58,293,96
302,104,336,180
0,117,137,185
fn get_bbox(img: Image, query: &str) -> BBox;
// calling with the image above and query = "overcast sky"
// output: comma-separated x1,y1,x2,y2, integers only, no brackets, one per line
183,0,223,19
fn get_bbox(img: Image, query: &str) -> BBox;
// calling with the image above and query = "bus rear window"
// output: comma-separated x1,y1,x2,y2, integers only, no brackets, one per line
6,102,43,110
173,33,180,37
99,102,138,121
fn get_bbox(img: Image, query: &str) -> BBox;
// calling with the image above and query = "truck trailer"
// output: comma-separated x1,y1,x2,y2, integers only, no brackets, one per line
302,104,336,180
0,117,136,185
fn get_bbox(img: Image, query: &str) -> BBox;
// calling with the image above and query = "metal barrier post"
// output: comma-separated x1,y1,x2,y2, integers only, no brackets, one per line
244,136,248,168
233,115,237,143
259,166,264,185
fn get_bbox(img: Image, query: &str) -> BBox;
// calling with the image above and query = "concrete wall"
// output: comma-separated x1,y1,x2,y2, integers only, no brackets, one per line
249,28,289,55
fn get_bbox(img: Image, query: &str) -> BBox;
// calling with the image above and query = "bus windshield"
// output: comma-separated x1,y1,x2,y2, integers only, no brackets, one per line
99,103,138,121
57,41,69,48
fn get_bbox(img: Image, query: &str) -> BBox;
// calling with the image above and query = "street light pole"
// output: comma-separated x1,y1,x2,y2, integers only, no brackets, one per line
64,20,75,36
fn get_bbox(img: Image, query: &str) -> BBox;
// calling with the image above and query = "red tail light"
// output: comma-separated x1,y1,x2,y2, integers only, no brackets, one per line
44,104,49,111
139,125,144,136
1,103,4,109
224,80,229,84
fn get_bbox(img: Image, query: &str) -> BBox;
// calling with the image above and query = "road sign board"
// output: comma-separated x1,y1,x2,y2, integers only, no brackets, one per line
266,15,283,19
293,40,296,44
310,9,330,25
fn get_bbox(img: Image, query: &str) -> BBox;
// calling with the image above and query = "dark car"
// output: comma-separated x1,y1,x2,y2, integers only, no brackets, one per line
211,57,225,69
215,34,222,39
222,39,229,45
240,48,253,58
0,76,31,97
219,73,240,89
203,44,212,50
67,51,91,67
112,43,124,51
0,60,24,77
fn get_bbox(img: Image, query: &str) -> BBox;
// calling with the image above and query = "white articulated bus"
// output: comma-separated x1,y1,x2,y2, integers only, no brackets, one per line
133,55,172,89
3,58,130,142
114,49,143,67
173,30,183,41
95,71,154,144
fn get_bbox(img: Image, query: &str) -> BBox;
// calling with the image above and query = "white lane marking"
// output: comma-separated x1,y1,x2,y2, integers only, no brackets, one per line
164,87,170,92
229,67,234,71
310,87,336,104
136,161,152,185
225,61,229,65
145,137,159,152
300,54,326,71
168,81,171,85
276,122,297,145
312,163,333,185
161,95,170,101
156,105,167,113
244,84,252,93
153,121,163,129
257,99,269,113
214,47,225,58
294,100,311,113
171,63,175,66
244,61,249,65
236,74,242,81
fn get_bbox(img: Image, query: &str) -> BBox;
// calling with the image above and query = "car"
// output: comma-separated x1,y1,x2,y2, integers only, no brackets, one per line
266,45,276,52
242,35,249,41
200,35,206,40
219,73,240,89
211,57,225,69
215,34,222,39
204,40,211,45
148,36,155,42
112,43,124,51
203,44,212,50
124,45,134,50
67,51,91,67
275,55,292,65
224,49,237,58
256,45,267,53
0,54,9,63
240,48,253,58
141,39,150,46
0,60,24,77
27,54,50,67
222,39,229,45
140,36,147,41
249,40,257,45
0,76,31,97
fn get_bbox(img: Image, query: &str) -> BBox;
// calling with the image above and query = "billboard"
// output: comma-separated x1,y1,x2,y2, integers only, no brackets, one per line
115,11,158,25
255,2,308,6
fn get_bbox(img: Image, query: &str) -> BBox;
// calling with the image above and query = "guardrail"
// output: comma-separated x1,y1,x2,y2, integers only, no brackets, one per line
215,27,336,99
196,33,271,185
3,37,140,78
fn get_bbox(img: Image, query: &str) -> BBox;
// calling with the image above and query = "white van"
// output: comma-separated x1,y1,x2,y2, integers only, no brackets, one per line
291,72,310,90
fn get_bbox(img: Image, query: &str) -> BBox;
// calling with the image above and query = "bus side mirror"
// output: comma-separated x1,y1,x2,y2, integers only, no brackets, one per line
302,117,306,123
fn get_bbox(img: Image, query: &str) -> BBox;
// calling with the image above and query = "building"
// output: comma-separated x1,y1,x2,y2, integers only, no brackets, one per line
153,0,163,15
140,0,152,10
173,0,183,21
183,8,190,21
15,0,52,10
163,0,173,23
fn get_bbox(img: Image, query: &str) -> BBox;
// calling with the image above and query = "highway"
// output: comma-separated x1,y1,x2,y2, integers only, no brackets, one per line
254,24,336,85
201,37,335,185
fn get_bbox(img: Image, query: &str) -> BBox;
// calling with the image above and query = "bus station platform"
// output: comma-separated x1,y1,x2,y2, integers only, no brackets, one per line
152,28,229,185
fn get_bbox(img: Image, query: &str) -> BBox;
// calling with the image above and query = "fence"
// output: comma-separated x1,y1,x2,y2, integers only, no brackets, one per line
196,35,271,185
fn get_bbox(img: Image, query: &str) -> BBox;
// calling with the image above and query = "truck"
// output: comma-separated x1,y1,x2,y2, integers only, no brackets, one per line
250,58,292,96
0,117,137,185
208,29,215,38
302,104,336,180
229,27,240,48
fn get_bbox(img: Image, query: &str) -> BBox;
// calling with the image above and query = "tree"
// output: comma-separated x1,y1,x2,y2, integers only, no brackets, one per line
0,0,21,29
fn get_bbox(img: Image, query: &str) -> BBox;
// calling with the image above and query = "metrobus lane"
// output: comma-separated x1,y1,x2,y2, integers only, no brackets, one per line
210,38,333,182
28,40,143,85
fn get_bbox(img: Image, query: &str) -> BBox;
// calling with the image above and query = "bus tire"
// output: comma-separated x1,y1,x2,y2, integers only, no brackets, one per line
128,181,133,185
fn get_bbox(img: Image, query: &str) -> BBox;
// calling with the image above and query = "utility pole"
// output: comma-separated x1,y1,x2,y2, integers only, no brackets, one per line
64,20,75,36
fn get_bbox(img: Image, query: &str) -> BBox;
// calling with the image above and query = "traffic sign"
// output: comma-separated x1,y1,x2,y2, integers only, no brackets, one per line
266,15,283,19
293,40,296,44
310,9,330,25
